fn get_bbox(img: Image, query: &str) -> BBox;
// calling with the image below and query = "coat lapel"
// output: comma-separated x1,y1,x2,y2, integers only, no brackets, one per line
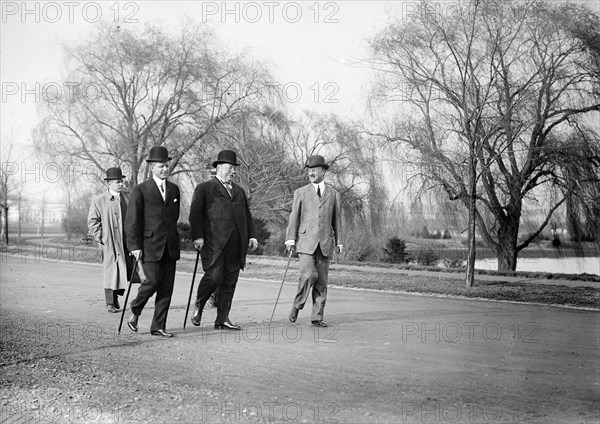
320,184,332,204
146,179,165,204
230,183,239,201
308,183,329,204
164,181,171,204
214,178,233,200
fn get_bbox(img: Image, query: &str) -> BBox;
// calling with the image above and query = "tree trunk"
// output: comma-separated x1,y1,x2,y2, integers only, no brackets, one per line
18,196,22,240
465,198,476,287
41,195,45,241
496,212,520,271
3,206,8,245
465,143,477,287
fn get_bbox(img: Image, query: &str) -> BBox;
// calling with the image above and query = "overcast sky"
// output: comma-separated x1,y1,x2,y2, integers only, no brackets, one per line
0,1,413,150
3,0,599,149
1,0,599,204
0,1,417,203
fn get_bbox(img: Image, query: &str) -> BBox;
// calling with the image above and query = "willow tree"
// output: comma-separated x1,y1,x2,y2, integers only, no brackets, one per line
35,22,273,186
370,0,600,273
209,107,304,227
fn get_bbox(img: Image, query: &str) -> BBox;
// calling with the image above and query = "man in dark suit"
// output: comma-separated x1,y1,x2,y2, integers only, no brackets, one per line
285,155,343,327
125,146,181,337
189,150,257,330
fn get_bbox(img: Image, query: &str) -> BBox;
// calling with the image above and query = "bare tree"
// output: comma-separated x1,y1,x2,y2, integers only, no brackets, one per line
0,129,29,245
35,22,274,186
562,130,600,248
283,112,390,260
209,108,389,258
209,107,304,226
370,0,600,275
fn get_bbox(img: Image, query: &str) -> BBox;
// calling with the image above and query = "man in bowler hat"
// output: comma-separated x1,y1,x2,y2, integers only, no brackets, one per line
285,155,343,327
88,167,132,313
189,149,258,330
125,146,181,337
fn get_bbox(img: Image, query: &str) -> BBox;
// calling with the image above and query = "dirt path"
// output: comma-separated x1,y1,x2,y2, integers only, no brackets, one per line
1,255,599,423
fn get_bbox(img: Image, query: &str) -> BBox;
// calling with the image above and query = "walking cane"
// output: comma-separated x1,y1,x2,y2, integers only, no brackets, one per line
269,247,294,326
183,250,201,330
118,257,139,335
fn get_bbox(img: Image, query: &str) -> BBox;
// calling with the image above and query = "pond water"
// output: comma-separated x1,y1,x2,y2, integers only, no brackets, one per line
475,256,599,275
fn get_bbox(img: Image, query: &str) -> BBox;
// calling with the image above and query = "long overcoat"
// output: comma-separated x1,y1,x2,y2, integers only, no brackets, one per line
189,178,256,271
87,191,129,290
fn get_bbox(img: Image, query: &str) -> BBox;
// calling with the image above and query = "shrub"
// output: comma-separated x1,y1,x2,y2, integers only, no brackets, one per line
336,228,380,262
442,256,466,268
62,207,89,240
411,248,440,266
349,241,379,262
382,237,409,263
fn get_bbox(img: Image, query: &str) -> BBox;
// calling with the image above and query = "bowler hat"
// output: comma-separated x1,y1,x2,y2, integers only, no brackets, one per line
305,155,329,169
146,146,172,162
104,167,126,181
212,150,240,168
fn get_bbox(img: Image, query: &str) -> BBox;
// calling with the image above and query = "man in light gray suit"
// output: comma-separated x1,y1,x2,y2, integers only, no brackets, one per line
285,155,343,327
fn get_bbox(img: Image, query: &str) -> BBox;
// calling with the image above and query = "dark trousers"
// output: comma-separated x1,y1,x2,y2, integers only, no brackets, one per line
295,244,329,322
195,230,241,323
130,248,176,332
104,289,125,306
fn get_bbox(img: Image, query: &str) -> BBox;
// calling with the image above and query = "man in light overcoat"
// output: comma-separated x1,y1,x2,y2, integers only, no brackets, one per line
88,167,132,313
285,155,343,327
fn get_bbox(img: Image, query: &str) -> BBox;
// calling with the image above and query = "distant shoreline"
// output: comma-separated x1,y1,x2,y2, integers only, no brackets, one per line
2,234,598,279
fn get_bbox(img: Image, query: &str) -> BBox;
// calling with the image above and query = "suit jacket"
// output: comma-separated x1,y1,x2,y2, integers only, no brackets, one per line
125,179,181,262
87,191,129,290
189,178,256,271
285,183,342,257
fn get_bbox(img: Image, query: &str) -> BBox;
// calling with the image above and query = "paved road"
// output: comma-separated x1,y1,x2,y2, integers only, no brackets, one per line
1,255,599,423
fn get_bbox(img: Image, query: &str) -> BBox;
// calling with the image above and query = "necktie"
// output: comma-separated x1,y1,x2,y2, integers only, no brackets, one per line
224,182,232,197
160,182,165,200
317,186,321,198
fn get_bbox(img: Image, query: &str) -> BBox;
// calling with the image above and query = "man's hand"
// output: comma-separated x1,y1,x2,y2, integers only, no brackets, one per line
285,240,295,253
248,238,258,252
193,238,204,251
336,244,344,254
131,250,142,261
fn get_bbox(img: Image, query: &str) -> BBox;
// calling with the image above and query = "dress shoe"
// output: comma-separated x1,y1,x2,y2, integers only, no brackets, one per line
127,314,138,332
214,321,241,331
191,308,202,327
107,304,118,313
289,307,299,322
311,321,328,328
151,329,174,337
114,300,121,310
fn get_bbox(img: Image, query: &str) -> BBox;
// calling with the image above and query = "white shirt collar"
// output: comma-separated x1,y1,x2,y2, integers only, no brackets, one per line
152,175,166,188
109,189,120,198
312,181,325,193
216,176,232,186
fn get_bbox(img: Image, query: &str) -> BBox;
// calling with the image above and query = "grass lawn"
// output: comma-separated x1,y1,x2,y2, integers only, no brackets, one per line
228,260,600,310
3,237,599,309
